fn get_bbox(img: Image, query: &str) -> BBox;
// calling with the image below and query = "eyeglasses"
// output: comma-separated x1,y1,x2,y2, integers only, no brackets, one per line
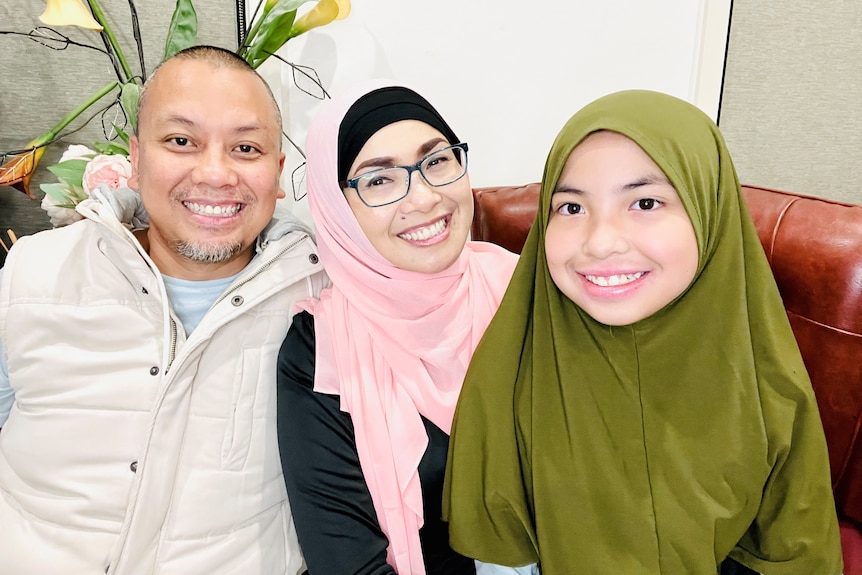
339,142,469,208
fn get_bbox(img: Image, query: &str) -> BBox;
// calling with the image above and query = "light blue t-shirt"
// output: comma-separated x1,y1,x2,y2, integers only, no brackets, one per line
477,561,540,574
0,270,238,426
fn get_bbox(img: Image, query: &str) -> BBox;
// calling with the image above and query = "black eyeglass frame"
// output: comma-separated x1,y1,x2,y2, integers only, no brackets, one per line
339,142,469,208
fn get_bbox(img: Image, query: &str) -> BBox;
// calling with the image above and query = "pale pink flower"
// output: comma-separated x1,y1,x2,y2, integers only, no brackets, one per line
41,192,84,227
82,154,132,196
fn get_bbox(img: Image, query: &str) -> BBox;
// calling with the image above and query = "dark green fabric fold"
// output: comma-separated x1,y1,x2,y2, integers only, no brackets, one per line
443,90,842,575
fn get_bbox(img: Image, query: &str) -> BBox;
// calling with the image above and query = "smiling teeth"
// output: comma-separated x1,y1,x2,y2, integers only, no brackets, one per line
184,202,241,217
399,218,446,241
585,272,644,287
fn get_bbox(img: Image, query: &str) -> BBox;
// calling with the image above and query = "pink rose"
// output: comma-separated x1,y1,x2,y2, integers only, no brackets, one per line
82,154,132,196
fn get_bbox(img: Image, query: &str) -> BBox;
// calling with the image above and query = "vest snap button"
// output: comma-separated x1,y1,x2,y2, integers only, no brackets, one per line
231,295,244,306
149,366,159,376
130,461,138,473
308,253,319,264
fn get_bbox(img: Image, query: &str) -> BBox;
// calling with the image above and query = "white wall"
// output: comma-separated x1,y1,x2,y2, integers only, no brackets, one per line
254,0,730,219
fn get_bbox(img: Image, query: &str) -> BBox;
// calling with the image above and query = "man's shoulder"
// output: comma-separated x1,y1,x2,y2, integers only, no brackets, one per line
260,228,318,260
6,220,99,267
256,230,328,293
2,219,142,302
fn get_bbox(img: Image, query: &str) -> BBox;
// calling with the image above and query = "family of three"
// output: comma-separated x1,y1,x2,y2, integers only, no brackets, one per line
0,44,843,574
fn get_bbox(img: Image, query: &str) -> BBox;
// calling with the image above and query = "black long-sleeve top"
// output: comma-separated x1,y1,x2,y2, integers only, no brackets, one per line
276,311,476,575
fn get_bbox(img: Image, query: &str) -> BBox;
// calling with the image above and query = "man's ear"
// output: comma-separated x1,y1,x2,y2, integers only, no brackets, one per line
276,152,287,198
128,136,140,190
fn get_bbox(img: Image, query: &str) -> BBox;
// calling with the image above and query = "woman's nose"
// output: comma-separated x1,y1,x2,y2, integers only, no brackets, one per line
400,172,442,212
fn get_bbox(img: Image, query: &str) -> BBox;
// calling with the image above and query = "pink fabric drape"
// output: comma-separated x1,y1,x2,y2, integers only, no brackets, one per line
297,79,516,573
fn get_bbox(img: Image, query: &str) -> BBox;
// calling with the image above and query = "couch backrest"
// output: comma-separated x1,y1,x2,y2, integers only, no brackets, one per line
471,183,862,525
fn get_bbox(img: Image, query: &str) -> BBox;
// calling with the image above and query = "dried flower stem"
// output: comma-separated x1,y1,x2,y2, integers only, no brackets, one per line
86,0,134,82
36,81,119,147
126,0,146,79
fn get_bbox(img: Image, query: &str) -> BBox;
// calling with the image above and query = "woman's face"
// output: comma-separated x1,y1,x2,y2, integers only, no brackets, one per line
544,130,699,326
344,120,473,274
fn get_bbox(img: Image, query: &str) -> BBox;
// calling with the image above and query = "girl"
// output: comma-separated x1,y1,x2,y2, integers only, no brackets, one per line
444,90,842,574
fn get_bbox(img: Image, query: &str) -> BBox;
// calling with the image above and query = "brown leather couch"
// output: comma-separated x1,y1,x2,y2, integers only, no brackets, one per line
471,183,862,574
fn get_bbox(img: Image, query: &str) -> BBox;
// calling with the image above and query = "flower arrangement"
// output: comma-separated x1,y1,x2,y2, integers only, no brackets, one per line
0,0,349,226
40,145,133,227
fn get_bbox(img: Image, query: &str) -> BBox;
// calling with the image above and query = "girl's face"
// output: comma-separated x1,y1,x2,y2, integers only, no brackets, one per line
344,120,473,274
545,130,699,326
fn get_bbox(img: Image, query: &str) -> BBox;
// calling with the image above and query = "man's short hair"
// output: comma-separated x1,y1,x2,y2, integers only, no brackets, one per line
135,45,283,142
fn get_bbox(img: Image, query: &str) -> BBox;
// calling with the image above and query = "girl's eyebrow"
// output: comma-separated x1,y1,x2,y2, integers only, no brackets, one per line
619,173,671,192
552,185,584,196
553,173,671,196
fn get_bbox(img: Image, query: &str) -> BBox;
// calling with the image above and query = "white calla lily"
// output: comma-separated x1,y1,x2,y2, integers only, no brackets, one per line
39,0,103,31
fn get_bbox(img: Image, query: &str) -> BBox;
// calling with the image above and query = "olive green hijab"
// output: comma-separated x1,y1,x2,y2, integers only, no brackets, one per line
443,90,842,574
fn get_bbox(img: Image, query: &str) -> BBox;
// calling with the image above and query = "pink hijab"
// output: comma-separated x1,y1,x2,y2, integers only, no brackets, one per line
299,79,517,573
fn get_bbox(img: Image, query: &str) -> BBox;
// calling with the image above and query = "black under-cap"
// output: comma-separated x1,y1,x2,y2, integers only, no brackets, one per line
337,86,459,182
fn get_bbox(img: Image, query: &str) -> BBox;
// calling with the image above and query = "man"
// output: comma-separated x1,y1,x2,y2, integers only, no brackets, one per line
0,46,326,574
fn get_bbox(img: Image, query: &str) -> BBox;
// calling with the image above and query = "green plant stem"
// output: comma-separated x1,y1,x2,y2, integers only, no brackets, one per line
87,0,134,82
240,0,273,53
34,81,120,145
240,19,262,54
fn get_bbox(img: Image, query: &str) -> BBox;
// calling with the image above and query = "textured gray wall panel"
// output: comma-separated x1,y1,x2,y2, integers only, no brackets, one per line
720,0,862,204
0,0,237,259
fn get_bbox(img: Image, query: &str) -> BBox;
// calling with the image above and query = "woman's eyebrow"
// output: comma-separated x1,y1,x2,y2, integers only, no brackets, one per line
418,137,448,156
351,138,449,175
353,156,396,173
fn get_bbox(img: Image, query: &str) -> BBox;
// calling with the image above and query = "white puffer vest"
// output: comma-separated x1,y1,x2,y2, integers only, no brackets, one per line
0,197,327,574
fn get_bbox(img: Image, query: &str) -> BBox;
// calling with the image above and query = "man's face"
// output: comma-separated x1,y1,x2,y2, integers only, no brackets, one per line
129,58,285,280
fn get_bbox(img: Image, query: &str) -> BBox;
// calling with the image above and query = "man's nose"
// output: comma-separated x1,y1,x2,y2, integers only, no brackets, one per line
191,147,239,188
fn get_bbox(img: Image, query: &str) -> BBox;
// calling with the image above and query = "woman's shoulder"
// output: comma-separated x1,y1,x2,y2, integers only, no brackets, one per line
278,310,317,390
291,309,316,336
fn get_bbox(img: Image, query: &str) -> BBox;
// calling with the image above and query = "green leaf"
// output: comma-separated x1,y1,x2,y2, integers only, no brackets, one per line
47,159,89,188
93,141,129,156
243,0,311,68
40,182,87,206
120,82,142,131
164,0,198,61
112,124,131,147
40,183,73,203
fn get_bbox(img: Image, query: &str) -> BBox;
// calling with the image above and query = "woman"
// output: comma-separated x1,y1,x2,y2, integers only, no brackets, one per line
443,90,843,574
276,80,530,574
